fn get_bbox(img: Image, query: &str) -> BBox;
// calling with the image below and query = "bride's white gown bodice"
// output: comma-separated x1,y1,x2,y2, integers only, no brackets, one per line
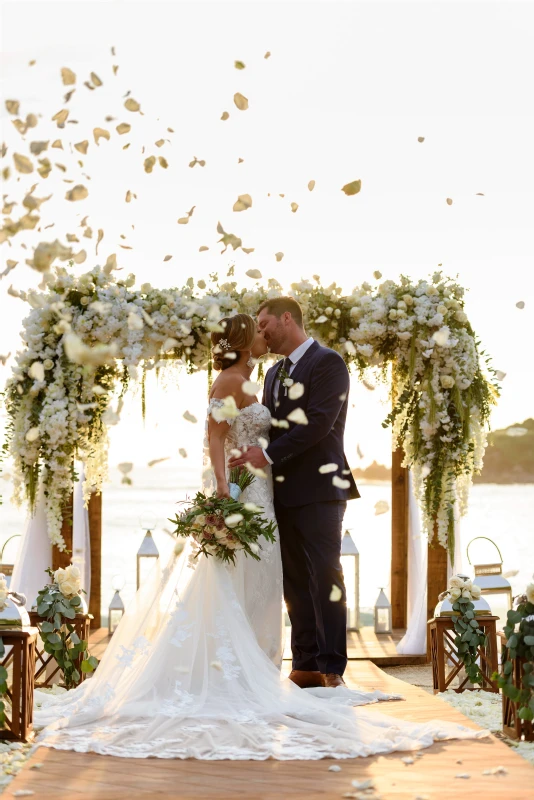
34,402,487,760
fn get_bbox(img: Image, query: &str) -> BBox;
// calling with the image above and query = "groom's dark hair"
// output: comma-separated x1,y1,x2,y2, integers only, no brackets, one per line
257,296,304,328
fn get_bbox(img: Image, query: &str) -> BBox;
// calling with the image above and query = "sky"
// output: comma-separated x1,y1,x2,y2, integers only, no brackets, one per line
1,0,533,472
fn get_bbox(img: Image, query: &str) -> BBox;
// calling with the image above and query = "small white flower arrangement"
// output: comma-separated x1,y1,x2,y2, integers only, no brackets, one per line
438,574,487,687
53,564,82,599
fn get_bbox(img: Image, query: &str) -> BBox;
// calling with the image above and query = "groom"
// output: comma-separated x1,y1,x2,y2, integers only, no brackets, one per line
228,296,359,688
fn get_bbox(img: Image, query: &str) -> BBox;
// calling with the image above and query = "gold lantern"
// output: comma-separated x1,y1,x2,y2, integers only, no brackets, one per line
341,530,360,631
374,588,392,634
467,537,513,630
137,513,159,590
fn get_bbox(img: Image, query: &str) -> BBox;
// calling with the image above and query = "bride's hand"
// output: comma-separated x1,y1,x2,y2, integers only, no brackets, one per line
216,483,231,499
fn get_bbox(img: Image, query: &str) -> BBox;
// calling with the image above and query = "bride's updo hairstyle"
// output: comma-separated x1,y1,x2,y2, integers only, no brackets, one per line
211,313,256,371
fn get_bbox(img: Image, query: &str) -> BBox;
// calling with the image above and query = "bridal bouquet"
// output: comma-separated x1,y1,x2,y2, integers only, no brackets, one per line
169,469,276,565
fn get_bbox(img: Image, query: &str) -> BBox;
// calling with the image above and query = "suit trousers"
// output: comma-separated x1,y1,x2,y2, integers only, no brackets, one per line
274,499,348,675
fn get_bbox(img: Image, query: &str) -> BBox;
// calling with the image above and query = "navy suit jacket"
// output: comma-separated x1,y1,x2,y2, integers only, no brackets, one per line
263,340,360,507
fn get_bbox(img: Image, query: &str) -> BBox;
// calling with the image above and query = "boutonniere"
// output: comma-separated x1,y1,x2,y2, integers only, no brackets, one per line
277,364,293,396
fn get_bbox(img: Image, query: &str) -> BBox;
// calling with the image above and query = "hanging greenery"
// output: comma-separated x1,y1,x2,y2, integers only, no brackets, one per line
1,264,498,558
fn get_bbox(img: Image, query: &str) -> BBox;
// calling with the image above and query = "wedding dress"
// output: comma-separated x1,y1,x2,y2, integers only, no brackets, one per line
34,401,488,760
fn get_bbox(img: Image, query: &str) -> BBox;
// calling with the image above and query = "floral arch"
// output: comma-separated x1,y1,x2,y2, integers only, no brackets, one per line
3,264,497,577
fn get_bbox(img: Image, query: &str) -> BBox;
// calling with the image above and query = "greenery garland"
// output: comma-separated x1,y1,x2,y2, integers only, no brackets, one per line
494,591,534,722
36,569,98,690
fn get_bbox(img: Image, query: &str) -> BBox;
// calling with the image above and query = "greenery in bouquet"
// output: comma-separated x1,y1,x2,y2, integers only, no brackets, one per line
494,583,534,722
169,484,276,566
35,565,98,690
438,574,487,686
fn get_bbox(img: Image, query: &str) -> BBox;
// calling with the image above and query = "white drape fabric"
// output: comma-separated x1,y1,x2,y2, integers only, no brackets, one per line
34,405,488,760
10,463,90,606
396,473,428,655
396,475,464,654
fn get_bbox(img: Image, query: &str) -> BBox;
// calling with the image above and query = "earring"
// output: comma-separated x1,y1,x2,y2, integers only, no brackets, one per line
246,353,256,368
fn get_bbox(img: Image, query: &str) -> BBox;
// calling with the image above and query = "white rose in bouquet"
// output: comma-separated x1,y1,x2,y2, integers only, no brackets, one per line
470,584,481,600
449,575,465,590
526,582,534,604
449,587,462,601
461,587,473,599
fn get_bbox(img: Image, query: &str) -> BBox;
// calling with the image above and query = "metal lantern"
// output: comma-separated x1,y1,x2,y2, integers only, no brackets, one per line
0,592,30,629
137,513,159,589
374,588,392,634
340,530,360,631
467,537,513,631
108,574,125,636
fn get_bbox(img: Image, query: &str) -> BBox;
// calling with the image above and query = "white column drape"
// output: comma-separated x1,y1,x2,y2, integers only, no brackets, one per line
396,473,463,654
10,463,91,608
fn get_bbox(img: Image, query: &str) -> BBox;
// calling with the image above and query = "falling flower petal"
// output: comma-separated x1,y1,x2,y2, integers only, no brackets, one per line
163,255,173,262
74,140,89,154
264,51,271,59
210,660,223,671
234,60,246,70
290,202,298,213
275,252,284,262
245,463,267,478
144,156,156,173
401,756,414,765
242,381,261,396
29,141,49,155
328,765,341,772
183,410,197,424
29,361,45,381
90,72,103,86
446,198,453,205
233,193,253,212
516,301,525,309
246,268,262,279
64,333,117,366
158,156,168,168
233,92,249,110
308,180,315,191
362,379,375,391
65,184,88,202
216,221,242,252
332,476,351,489
13,153,34,174
179,448,187,458
418,136,425,142
342,179,362,196
116,123,131,135
199,246,209,252
221,111,230,121
330,584,342,602
225,513,244,527
287,408,308,425
242,248,255,254
127,312,143,331
93,128,110,145
495,370,506,381
319,463,338,474
374,500,389,516
288,382,305,400
6,100,20,115
455,774,470,779
52,108,69,127
124,98,141,112
61,67,76,85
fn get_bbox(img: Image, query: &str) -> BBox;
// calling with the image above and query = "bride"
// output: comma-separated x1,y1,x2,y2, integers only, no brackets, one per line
35,313,488,760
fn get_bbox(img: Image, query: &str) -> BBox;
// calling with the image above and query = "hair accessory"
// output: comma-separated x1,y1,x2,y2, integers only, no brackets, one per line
218,338,232,351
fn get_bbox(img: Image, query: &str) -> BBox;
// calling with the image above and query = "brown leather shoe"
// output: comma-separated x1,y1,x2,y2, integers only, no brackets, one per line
288,670,324,689
323,673,346,688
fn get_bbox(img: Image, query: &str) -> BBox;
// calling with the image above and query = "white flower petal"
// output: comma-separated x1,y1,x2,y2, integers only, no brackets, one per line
287,408,308,425
329,584,343,602
288,382,305,400
319,463,338,474
183,410,197,424
242,380,261,396
332,475,350,489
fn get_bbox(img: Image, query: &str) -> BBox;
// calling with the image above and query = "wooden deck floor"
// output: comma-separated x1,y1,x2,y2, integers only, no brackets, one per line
9,654,533,798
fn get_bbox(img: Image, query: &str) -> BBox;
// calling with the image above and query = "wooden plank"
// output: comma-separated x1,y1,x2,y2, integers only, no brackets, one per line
427,523,448,657
390,449,408,628
88,491,102,629
9,660,533,799
52,493,73,573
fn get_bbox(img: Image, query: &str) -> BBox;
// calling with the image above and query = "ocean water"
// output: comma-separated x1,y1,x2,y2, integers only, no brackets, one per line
1,464,533,625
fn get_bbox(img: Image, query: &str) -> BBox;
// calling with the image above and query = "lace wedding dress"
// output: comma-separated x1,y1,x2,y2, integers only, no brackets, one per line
34,401,488,760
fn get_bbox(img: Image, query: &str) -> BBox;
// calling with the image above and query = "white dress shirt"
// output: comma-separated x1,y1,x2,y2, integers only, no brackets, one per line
263,337,315,465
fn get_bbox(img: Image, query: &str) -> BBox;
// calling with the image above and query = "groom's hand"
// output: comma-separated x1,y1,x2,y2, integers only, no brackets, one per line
228,446,268,470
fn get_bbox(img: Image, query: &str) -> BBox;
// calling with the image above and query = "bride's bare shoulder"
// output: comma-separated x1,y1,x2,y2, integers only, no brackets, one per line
209,370,247,402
